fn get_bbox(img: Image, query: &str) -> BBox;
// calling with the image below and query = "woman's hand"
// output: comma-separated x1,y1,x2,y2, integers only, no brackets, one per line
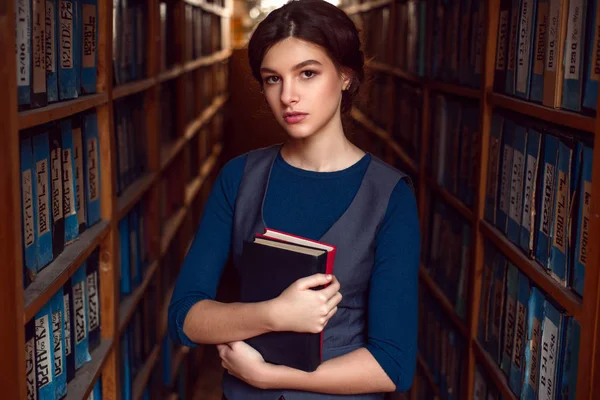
217,341,272,389
268,273,342,333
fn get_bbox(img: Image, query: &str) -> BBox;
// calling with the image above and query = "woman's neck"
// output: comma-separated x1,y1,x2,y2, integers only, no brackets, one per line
281,130,365,173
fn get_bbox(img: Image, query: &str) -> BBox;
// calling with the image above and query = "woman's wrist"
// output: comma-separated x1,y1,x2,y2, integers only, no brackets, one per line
263,297,282,332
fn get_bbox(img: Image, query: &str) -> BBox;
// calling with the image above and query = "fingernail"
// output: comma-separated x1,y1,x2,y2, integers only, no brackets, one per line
326,274,332,280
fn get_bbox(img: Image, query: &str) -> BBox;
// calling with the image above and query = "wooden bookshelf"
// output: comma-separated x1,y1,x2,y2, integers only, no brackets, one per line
344,0,600,399
1,0,232,398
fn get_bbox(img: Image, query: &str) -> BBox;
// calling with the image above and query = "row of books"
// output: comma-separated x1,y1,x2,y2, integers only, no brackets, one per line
120,280,158,400
391,79,422,163
422,197,471,321
428,95,480,208
478,241,581,398
418,288,467,400
119,199,152,300
25,250,101,399
113,0,148,86
114,94,148,196
484,111,593,295
20,111,102,288
493,0,600,113
355,70,388,128
182,64,228,128
15,0,99,109
356,6,390,66
184,4,224,62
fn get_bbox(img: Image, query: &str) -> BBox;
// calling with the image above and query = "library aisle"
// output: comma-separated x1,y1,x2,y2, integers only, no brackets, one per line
2,0,600,399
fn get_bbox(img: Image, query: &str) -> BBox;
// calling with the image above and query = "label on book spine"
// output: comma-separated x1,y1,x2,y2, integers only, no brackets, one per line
33,0,46,95
87,271,99,332
35,314,53,388
539,315,558,399
546,0,561,72
516,0,534,93
528,316,542,390
73,127,86,226
51,310,64,378
522,154,537,235
82,5,97,68
553,170,568,253
16,0,31,87
60,1,74,69
541,164,555,236
23,169,35,248
86,137,99,202
592,6,600,81
62,148,75,217
579,182,591,266
26,324,37,400
565,0,584,80
535,3,549,75
51,148,63,221
73,281,86,344
509,149,525,224
45,3,56,75
36,159,50,237
63,293,72,356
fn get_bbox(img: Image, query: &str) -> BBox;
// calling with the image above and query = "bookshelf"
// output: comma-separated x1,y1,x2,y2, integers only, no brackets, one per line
342,0,600,399
1,0,231,398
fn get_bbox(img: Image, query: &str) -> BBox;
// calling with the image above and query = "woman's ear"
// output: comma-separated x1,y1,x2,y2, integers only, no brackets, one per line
341,71,352,91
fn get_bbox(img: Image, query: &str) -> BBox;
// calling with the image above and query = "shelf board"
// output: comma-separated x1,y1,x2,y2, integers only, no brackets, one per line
24,220,111,324
416,353,442,399
343,0,393,15
428,80,480,100
161,207,187,256
117,172,158,220
419,267,469,338
67,339,113,400
185,49,232,73
473,340,517,400
132,344,161,400
185,143,223,206
158,65,184,83
480,221,582,318
488,92,596,133
19,93,108,130
169,346,190,386
426,176,474,222
118,259,160,334
160,137,187,172
113,77,156,100
350,107,419,176
184,93,229,141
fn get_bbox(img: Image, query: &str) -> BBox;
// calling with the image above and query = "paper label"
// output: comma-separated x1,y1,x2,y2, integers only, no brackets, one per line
36,159,50,236
82,5,97,68
35,314,53,388
60,1,74,69
16,0,31,87
23,169,35,248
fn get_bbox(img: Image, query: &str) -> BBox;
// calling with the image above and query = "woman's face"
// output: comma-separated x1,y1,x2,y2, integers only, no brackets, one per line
259,37,348,140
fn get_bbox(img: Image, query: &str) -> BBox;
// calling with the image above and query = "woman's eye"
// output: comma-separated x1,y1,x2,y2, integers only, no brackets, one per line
301,70,317,79
264,76,279,84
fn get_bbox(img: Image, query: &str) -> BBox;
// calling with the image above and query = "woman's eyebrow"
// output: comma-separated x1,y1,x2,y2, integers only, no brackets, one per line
260,59,323,74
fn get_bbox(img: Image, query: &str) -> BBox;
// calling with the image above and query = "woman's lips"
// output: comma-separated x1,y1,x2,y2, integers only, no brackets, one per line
284,113,307,124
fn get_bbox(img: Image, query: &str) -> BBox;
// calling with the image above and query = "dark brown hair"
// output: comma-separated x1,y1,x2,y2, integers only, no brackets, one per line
247,0,365,113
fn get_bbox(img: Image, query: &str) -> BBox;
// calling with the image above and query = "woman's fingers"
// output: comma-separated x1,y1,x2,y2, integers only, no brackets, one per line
318,276,340,302
325,291,342,311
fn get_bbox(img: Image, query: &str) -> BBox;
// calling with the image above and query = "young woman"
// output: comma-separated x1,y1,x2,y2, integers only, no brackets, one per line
167,0,420,398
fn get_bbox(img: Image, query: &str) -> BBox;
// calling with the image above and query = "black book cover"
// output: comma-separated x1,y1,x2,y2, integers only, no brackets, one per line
63,280,76,382
49,124,65,258
240,238,328,372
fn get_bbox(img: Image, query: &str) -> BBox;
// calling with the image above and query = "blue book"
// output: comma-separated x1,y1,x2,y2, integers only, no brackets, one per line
548,141,572,285
505,0,521,94
507,123,528,244
16,0,32,107
25,320,37,399
129,206,141,287
535,133,559,269
519,128,542,255
497,118,516,234
50,290,67,398
529,0,548,102
573,145,592,296
485,114,505,224
33,132,54,271
119,215,132,296
510,271,530,396
561,0,588,111
63,280,76,382
515,0,539,99
559,318,580,399
61,120,79,244
121,329,132,400
21,135,38,284
35,302,56,399
86,248,101,351
58,0,79,100
72,119,87,233
49,125,65,259
521,286,544,400
502,263,520,375
539,300,562,398
83,112,101,226
80,0,98,93
91,377,103,400
582,0,600,111
45,0,59,102
72,263,92,369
